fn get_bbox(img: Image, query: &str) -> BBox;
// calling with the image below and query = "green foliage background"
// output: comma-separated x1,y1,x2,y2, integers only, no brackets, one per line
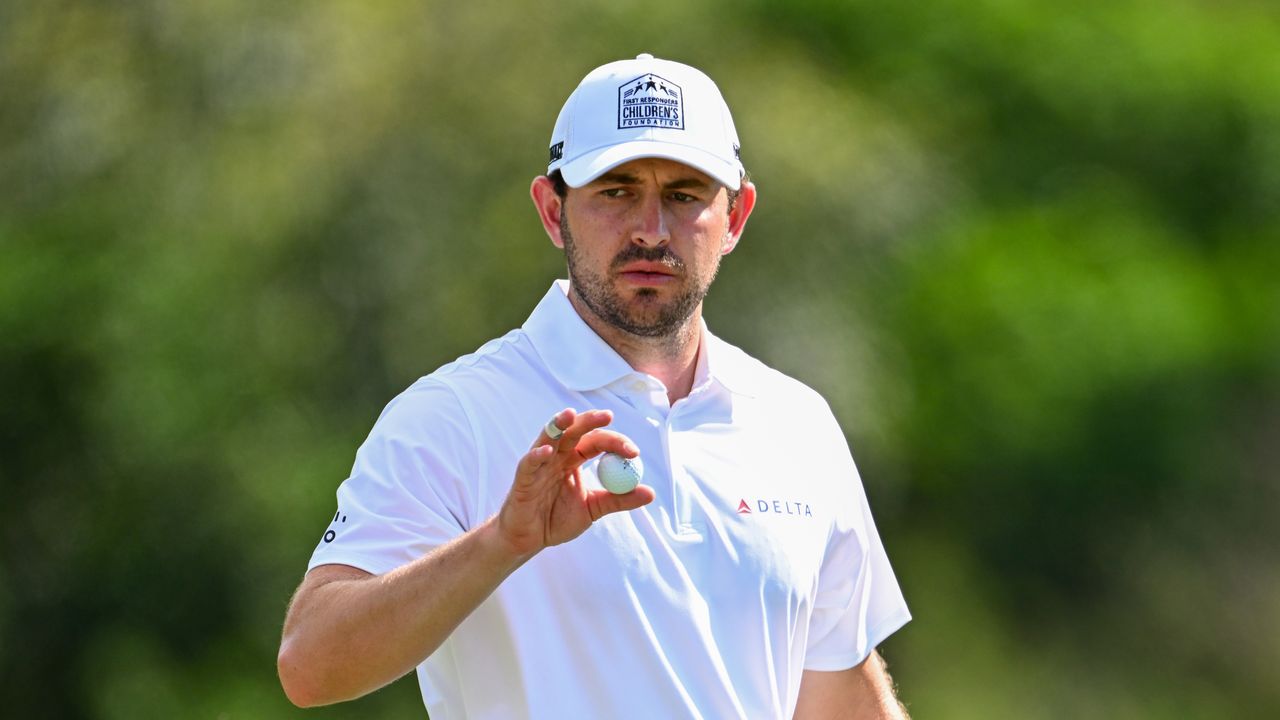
2,1,1277,717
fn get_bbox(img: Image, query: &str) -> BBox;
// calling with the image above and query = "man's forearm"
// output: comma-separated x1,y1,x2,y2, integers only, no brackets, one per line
794,652,910,720
277,515,529,707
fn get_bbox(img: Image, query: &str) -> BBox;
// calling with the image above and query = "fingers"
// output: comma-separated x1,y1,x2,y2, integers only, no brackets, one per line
531,408,613,449
586,485,656,521
531,408,576,449
552,409,614,452
513,443,557,487
520,409,628,488
572,429,638,463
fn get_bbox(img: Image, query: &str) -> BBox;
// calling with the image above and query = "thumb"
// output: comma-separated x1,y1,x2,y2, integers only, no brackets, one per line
587,485,656,521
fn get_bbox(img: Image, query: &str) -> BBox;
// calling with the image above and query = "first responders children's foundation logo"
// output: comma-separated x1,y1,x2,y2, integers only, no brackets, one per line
618,74,684,130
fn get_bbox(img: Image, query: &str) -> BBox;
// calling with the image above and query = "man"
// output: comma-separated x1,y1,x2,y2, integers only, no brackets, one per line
278,54,911,719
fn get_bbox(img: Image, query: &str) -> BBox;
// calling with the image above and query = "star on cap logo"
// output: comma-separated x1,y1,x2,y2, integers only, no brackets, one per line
618,74,684,130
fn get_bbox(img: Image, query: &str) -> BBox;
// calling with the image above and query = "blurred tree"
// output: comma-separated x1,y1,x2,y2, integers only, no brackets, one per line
1,0,1277,717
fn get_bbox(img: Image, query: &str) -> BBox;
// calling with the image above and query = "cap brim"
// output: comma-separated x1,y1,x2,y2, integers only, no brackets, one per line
559,141,742,191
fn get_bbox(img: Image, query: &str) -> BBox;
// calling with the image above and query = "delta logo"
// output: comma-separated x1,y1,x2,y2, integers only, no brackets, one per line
736,498,814,518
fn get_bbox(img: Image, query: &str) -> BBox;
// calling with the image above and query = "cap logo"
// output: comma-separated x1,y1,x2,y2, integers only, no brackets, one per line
618,74,684,130
549,141,564,163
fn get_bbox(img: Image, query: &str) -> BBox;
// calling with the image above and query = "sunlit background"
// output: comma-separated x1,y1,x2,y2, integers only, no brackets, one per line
2,1,1278,717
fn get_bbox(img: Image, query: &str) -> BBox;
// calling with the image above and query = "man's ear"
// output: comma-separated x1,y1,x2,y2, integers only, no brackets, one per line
530,176,567,249
721,180,757,255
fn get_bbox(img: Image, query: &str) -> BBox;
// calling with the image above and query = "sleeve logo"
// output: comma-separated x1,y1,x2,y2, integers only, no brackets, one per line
322,508,347,543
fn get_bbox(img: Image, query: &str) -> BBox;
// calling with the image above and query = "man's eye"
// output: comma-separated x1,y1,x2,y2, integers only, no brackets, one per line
670,192,695,202
601,188,628,198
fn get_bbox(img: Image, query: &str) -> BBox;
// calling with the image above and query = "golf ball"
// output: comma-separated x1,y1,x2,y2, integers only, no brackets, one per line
596,453,643,494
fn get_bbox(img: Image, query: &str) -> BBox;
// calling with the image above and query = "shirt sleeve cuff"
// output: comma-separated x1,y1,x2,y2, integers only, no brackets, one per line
803,608,913,672
306,551,407,577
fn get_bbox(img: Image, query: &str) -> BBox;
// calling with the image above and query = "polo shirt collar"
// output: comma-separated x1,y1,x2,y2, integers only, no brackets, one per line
523,280,758,397
700,326,759,398
523,280,637,392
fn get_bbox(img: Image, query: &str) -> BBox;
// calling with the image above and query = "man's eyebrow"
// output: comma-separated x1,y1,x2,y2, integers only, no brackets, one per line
588,173,714,191
664,177,713,191
592,172,641,185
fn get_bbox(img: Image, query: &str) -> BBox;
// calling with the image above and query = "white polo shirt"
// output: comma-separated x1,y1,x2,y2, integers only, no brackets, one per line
309,280,910,719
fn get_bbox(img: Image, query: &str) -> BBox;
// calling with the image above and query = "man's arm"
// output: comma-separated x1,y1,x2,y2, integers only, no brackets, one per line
793,651,910,720
277,519,521,707
277,408,654,707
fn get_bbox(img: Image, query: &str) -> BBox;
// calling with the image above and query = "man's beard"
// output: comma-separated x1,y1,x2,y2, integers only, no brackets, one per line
560,212,717,338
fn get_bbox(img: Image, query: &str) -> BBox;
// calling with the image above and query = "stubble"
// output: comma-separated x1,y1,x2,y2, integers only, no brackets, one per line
560,211,718,340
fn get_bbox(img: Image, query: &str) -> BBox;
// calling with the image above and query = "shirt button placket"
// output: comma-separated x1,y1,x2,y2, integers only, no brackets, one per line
627,375,685,536
664,406,701,536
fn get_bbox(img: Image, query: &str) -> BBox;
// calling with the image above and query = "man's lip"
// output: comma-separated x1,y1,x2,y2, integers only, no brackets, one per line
617,262,675,276
617,265,678,287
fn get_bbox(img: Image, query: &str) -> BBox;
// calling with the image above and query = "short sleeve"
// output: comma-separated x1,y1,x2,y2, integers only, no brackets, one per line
804,420,911,670
308,379,478,576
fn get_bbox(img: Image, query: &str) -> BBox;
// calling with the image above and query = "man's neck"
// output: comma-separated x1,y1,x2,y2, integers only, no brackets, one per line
567,291,703,405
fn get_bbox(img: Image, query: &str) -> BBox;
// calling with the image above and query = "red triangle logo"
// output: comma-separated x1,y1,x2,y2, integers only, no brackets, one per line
737,499,752,514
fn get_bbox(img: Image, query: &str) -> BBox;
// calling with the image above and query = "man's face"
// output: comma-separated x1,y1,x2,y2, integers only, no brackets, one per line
557,158,738,338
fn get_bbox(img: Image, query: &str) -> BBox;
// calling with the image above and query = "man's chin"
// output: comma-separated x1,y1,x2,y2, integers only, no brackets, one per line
631,287,661,299
571,279,698,337
617,306,695,338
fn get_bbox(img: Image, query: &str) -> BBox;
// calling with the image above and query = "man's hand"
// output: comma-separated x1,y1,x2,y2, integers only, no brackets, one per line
496,408,656,559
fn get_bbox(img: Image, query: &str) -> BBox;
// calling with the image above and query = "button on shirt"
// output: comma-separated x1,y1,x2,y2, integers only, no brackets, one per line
309,280,910,720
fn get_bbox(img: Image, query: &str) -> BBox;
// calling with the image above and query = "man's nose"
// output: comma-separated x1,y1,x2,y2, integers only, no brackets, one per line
631,192,670,247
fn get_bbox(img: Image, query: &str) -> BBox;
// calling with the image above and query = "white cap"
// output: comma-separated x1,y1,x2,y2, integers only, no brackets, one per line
547,54,744,190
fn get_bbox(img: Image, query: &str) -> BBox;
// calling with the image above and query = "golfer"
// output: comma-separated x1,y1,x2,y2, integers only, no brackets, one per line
278,53,911,719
